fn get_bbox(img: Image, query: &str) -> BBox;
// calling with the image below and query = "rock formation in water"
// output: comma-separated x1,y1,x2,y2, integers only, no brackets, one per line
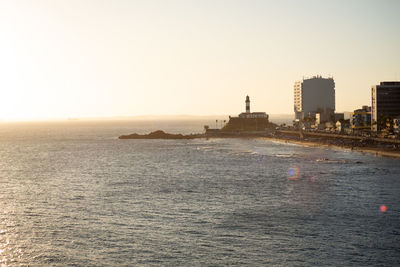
119,130,202,139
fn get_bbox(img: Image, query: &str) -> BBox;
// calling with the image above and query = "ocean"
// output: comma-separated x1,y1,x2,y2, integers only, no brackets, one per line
0,120,399,266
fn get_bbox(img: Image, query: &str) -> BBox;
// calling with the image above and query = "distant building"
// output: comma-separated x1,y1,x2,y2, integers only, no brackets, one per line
351,106,371,132
314,111,331,124
336,119,351,134
315,113,321,125
343,112,352,120
294,76,335,122
394,116,400,135
371,81,400,132
223,95,270,131
314,113,344,131
334,113,344,122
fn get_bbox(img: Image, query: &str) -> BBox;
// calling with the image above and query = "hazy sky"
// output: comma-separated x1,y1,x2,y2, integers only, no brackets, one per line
1,0,399,120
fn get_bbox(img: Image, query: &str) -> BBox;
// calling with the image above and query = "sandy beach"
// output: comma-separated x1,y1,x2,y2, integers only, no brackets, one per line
260,136,400,159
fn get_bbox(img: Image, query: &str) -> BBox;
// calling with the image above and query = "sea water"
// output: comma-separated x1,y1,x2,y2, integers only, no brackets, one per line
0,121,399,266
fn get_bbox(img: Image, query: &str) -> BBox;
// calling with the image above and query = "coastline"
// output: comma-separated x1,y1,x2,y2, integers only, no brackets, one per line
118,129,400,159
259,136,400,159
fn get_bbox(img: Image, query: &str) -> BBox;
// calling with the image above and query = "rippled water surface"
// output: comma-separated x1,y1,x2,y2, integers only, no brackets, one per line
0,121,399,266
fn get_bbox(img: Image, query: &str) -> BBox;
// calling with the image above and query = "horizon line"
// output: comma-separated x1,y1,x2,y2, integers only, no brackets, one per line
0,114,291,123
0,112,355,123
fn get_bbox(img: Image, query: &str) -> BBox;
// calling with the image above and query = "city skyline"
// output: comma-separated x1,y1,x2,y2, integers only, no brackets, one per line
1,0,399,121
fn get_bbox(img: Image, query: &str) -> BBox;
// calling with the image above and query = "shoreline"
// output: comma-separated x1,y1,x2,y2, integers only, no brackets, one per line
259,136,400,159
119,130,400,159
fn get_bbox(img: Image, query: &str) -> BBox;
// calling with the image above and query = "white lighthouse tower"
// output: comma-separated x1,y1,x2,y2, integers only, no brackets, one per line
245,95,250,113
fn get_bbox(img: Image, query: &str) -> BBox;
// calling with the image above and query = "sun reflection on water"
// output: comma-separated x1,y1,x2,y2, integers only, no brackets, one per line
0,210,24,266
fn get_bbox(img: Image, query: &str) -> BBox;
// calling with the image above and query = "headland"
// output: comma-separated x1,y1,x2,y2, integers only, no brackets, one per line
118,130,202,140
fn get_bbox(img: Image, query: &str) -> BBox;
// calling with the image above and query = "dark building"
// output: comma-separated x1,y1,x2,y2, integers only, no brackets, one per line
294,76,335,121
371,81,400,132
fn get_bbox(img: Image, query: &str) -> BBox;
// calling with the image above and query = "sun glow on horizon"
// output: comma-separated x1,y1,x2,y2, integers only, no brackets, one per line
0,0,399,121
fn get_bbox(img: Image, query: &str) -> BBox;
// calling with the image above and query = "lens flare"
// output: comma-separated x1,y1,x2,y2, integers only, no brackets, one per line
380,205,387,213
288,166,300,181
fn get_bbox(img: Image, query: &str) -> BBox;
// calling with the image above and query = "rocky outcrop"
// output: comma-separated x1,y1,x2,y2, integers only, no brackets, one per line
119,130,203,139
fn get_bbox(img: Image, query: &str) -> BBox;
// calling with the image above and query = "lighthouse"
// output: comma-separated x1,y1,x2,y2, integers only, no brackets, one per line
245,95,250,113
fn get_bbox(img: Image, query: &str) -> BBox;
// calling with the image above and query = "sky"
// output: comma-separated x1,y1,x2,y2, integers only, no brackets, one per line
0,0,399,121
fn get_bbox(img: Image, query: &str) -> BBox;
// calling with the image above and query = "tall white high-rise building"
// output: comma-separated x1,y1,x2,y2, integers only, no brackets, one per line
294,76,335,121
